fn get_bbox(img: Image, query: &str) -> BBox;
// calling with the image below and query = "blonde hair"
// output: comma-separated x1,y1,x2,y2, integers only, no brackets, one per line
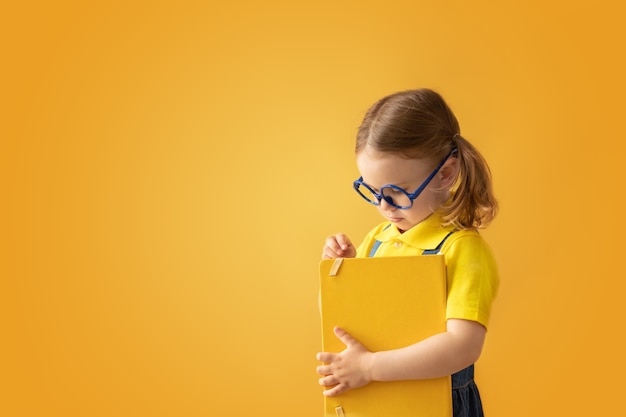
355,88,498,230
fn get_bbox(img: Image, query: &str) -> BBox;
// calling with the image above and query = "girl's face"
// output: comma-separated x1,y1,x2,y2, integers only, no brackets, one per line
356,146,455,232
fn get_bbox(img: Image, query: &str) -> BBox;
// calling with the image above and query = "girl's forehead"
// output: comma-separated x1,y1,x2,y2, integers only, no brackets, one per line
356,150,430,186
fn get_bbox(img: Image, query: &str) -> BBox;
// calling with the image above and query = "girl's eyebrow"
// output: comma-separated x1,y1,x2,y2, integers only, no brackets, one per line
367,180,413,192
361,179,380,193
398,183,419,189
364,182,379,192
386,180,412,189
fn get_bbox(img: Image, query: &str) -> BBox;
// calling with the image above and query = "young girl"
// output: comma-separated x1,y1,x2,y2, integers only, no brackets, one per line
316,88,498,417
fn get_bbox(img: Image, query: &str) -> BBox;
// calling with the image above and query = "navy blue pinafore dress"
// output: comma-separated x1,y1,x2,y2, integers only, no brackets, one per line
368,231,485,417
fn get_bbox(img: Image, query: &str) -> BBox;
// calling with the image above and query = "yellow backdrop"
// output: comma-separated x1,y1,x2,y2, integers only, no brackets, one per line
2,1,625,416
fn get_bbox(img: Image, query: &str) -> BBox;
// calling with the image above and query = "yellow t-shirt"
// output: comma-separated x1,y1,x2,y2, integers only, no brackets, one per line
355,214,499,329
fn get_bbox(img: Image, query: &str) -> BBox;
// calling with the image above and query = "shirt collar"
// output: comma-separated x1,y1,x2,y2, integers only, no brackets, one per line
374,213,455,250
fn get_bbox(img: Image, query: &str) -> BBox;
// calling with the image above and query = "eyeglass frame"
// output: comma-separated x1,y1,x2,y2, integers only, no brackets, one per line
353,147,458,210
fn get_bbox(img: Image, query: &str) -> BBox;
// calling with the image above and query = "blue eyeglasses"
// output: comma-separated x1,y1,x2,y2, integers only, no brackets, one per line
353,148,458,209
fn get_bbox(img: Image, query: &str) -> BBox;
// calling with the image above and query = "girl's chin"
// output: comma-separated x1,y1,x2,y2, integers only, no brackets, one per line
389,217,421,233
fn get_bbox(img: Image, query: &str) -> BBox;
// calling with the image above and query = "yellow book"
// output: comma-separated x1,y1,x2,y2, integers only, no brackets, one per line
319,256,452,417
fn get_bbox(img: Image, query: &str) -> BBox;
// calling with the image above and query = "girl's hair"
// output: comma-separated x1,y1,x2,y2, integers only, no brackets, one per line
355,88,498,230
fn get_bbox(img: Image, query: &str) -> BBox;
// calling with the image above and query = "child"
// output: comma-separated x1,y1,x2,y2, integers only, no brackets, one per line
316,88,498,417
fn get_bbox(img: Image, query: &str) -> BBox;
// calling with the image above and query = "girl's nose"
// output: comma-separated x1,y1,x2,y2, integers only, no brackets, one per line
379,197,397,211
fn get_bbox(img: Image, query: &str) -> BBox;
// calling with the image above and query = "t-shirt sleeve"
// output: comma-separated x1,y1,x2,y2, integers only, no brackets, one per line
444,233,499,329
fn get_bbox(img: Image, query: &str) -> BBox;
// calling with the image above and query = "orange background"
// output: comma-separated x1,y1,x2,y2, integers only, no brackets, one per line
2,1,625,416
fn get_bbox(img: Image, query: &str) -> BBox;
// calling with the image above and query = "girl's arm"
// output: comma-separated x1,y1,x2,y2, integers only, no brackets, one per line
316,318,486,397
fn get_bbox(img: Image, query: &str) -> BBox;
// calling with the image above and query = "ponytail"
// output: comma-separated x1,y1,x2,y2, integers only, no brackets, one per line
440,134,498,230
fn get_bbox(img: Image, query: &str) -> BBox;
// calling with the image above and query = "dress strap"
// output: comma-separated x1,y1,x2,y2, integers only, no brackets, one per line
368,240,383,258
422,230,455,255
367,224,392,258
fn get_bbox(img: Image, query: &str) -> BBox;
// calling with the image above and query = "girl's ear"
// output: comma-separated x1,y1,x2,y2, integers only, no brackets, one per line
438,157,459,188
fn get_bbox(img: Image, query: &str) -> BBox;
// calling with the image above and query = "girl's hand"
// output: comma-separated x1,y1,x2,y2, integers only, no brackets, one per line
315,327,374,396
322,234,356,259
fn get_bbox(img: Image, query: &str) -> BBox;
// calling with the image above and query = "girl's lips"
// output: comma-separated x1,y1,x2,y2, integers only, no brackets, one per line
388,217,403,223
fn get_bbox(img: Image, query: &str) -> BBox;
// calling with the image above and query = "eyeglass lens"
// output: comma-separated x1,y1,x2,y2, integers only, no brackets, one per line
355,184,412,208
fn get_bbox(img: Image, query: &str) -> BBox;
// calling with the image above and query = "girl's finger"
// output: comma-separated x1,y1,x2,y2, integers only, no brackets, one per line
322,383,345,397
334,234,352,250
316,352,335,363
318,375,338,387
321,246,339,260
316,365,332,376
324,236,341,251
334,326,359,347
